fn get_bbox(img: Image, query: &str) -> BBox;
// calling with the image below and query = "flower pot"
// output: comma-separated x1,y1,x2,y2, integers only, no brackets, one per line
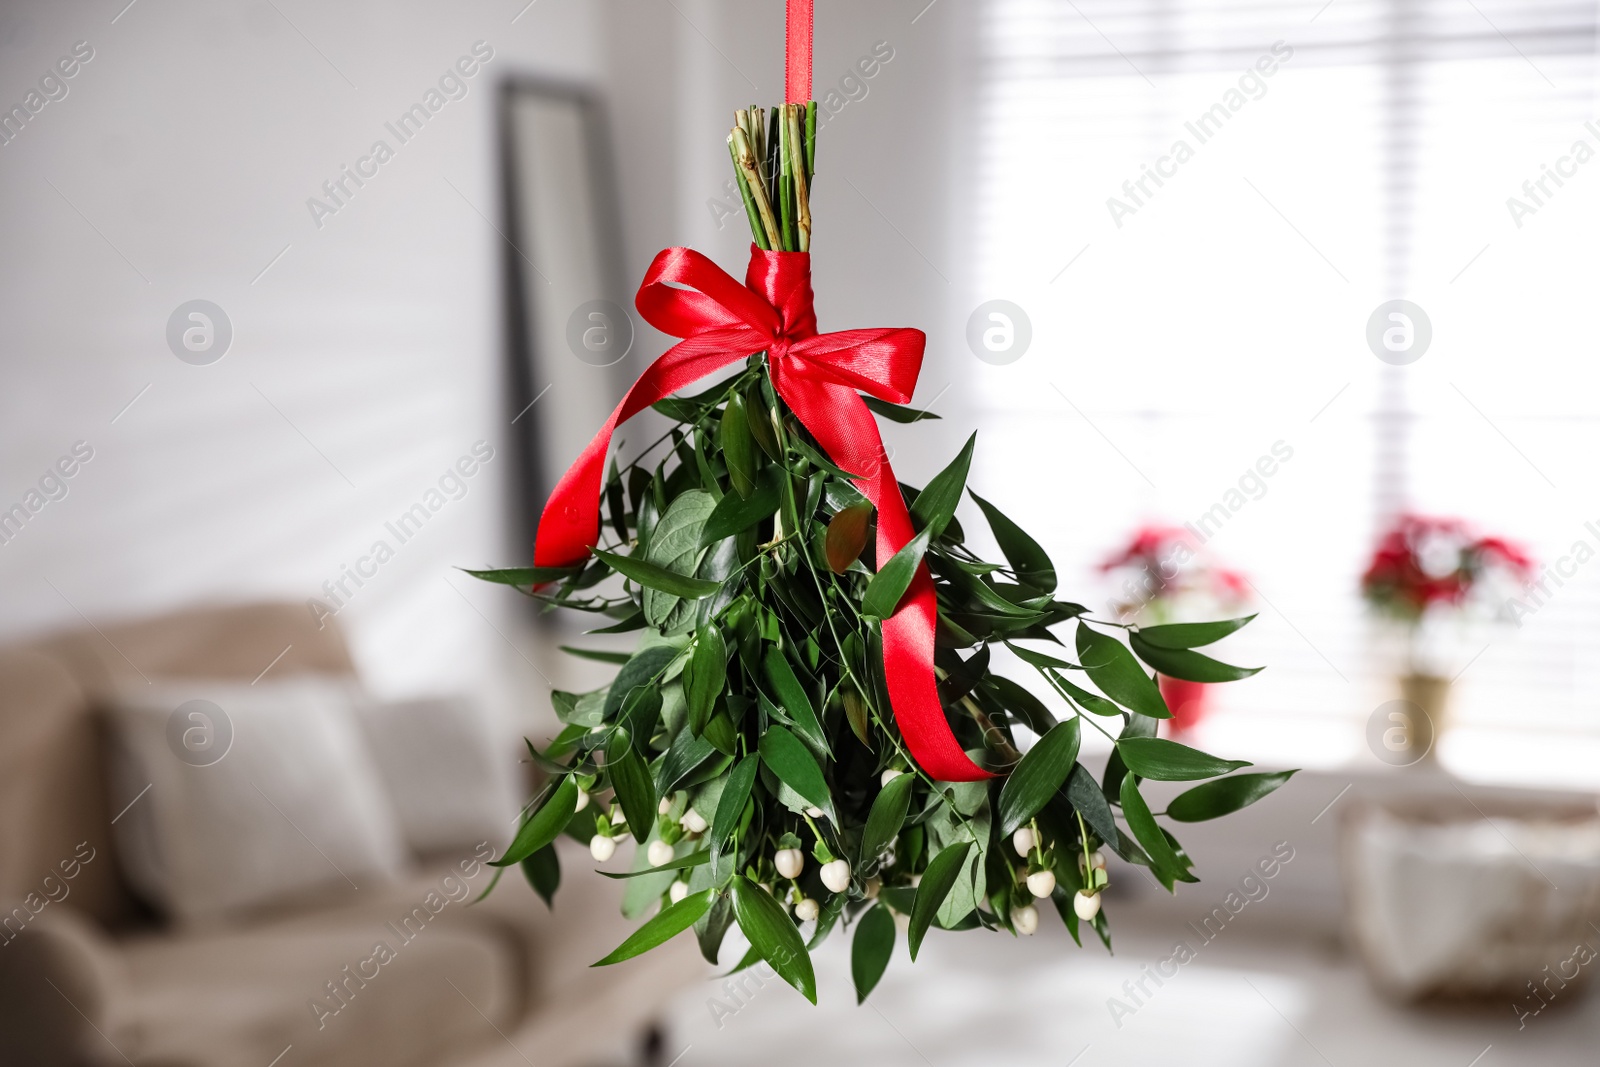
1158,675,1212,733
1395,673,1450,760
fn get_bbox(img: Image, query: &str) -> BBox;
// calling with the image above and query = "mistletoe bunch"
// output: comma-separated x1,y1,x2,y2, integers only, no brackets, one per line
466,102,1292,1005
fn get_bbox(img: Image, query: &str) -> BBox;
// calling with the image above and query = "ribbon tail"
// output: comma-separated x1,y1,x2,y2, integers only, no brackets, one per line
774,371,993,782
533,333,757,568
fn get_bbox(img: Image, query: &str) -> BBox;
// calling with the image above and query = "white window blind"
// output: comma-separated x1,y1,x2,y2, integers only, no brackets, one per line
970,0,1600,782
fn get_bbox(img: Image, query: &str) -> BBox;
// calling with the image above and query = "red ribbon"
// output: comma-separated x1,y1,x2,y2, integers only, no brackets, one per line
534,246,991,783
785,0,812,103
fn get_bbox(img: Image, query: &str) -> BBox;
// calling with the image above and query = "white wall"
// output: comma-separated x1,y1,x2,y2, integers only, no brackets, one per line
0,0,985,725
0,0,600,703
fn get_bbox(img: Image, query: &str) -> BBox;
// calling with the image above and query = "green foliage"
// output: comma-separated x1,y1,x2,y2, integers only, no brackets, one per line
851,904,896,1003
469,116,1286,1004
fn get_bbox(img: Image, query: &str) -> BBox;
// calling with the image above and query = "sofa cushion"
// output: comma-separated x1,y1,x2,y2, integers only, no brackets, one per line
352,695,519,859
105,677,408,926
115,874,522,1067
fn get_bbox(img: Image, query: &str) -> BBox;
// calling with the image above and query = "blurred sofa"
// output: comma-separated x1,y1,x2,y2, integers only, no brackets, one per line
0,602,704,1067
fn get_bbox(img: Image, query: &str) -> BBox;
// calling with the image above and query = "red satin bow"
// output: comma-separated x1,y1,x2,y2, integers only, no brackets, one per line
533,245,991,783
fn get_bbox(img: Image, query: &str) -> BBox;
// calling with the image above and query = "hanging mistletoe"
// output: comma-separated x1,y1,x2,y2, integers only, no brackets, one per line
466,78,1291,1005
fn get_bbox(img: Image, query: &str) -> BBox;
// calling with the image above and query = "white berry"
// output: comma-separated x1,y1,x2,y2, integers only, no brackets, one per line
774,848,804,880
820,859,851,893
658,796,673,816
881,769,904,788
589,835,616,862
668,880,689,903
805,806,825,819
611,808,628,826
1026,870,1057,898
681,809,708,834
794,897,820,922
648,840,675,867
1078,850,1107,872
574,788,590,812
1074,890,1102,921
1013,904,1039,935
1012,828,1036,858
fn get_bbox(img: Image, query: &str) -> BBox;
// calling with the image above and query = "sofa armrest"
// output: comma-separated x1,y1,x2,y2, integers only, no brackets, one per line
0,904,127,1067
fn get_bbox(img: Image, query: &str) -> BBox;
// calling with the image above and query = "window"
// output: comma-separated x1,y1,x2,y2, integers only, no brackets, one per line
971,0,1600,784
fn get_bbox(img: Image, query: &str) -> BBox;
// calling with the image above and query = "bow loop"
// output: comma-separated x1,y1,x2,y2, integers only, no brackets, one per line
534,244,992,783
636,246,779,342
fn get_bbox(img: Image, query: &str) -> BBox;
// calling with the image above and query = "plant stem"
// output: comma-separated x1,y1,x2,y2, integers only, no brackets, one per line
788,104,811,252
731,125,781,248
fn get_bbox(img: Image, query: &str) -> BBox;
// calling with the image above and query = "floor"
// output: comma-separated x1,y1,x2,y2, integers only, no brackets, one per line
652,907,1599,1067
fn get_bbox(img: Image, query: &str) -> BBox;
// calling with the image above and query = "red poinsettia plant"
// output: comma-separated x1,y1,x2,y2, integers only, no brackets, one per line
1360,514,1535,623
1098,526,1254,733
1099,525,1250,625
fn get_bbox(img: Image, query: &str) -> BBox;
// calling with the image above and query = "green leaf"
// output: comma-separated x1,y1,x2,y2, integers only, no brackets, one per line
711,754,759,848
851,904,896,1003
862,395,941,423
1076,624,1170,719
862,528,933,620
521,843,560,907
1006,643,1077,670
685,627,728,736
1136,615,1257,649
824,503,873,574
640,489,720,628
494,777,579,866
1065,763,1117,846
1167,770,1298,822
1117,737,1251,781
969,491,1056,593
593,887,716,966
1053,673,1123,717
594,548,720,601
656,729,718,795
985,676,1057,736
763,648,830,757
757,726,832,818
602,642,681,722
597,849,712,879
700,467,782,546
587,610,647,634
1130,632,1263,683
1120,774,1184,888
461,565,579,586
720,394,758,498
909,841,972,960
910,433,975,540
607,729,657,843
732,876,816,1003
858,771,914,864
559,646,633,665
745,384,781,460
996,718,1081,838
